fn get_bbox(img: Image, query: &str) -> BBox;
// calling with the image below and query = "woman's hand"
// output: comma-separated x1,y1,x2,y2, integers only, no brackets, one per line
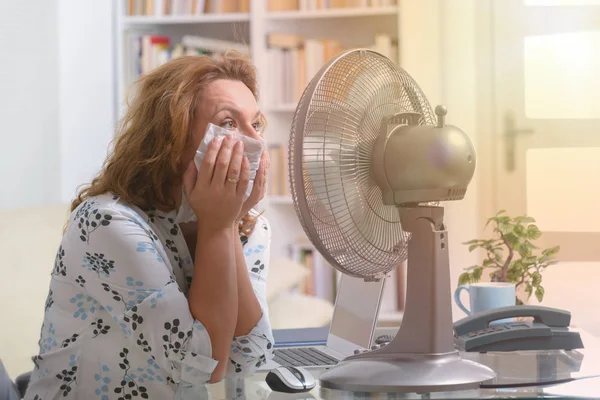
237,148,270,223
183,135,250,233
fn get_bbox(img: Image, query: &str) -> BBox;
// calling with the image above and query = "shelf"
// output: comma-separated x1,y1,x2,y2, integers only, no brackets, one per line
266,6,397,21
266,103,297,113
267,195,294,205
121,13,250,24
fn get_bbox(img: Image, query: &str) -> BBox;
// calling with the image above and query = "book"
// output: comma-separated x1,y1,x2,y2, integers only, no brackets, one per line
126,0,247,16
123,33,249,85
266,32,396,107
266,0,397,11
267,144,289,196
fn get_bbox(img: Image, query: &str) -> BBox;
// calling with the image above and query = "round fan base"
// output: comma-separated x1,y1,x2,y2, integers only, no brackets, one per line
319,352,496,393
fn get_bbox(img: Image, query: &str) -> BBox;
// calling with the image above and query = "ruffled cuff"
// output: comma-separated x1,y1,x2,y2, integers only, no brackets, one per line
229,312,274,375
172,320,218,385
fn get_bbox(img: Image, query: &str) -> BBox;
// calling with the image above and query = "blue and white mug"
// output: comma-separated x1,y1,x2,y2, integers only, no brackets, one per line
454,282,516,323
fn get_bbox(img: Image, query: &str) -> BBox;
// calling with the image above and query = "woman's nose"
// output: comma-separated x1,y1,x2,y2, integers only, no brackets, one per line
241,124,262,141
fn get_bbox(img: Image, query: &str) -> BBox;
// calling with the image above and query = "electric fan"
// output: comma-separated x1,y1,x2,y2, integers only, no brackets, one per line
288,49,496,393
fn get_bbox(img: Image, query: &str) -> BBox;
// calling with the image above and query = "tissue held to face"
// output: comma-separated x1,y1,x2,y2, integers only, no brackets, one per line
184,79,264,163
176,79,266,224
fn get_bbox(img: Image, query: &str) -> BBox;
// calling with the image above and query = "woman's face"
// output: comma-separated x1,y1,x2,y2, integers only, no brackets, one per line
183,79,263,168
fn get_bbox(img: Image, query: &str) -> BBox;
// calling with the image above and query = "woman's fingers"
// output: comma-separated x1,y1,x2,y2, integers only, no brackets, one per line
212,134,236,185
226,140,244,189
198,136,223,185
243,150,268,205
237,156,250,198
255,150,269,197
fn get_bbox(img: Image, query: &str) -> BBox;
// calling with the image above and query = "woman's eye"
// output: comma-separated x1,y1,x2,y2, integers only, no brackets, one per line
221,120,236,129
252,122,263,132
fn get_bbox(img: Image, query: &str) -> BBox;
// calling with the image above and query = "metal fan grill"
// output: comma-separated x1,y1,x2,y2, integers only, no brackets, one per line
289,50,435,280
288,49,496,393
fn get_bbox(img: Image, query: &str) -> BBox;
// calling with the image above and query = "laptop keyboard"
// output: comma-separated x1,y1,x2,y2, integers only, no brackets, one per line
273,347,339,367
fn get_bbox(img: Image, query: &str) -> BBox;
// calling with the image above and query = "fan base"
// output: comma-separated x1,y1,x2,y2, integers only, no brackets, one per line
319,351,495,393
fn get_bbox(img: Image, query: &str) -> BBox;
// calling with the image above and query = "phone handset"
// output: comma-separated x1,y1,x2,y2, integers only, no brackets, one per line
454,305,572,336
453,305,584,352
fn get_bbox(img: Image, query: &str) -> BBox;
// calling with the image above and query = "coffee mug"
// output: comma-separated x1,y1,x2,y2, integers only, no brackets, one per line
454,282,516,322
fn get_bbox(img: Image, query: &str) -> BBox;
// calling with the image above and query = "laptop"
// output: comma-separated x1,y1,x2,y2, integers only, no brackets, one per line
260,274,386,370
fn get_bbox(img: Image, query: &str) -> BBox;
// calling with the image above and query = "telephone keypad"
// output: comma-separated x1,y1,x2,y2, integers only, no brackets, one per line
467,325,510,338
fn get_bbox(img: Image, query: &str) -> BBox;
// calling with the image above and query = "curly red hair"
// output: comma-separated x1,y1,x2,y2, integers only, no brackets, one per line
70,53,264,235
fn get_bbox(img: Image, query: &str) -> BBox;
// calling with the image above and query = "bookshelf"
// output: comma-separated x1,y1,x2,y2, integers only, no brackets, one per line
114,0,404,324
265,103,297,113
121,13,250,24
267,195,294,205
265,5,397,20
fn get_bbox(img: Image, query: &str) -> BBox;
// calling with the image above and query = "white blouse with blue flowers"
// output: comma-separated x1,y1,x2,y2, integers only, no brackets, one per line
24,194,274,399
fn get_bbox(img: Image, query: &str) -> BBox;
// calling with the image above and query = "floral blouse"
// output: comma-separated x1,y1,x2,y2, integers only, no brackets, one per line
24,194,274,399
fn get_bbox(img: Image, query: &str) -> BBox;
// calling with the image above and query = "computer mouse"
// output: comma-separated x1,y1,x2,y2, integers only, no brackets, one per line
375,334,395,345
265,366,316,393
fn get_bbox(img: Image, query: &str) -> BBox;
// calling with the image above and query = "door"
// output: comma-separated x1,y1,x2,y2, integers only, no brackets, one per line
492,0,600,334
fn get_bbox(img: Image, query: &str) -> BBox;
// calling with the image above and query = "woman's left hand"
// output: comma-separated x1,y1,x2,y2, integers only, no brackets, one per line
237,149,270,222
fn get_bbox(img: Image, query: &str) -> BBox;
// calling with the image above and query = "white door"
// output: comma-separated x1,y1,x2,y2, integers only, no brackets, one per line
492,0,600,335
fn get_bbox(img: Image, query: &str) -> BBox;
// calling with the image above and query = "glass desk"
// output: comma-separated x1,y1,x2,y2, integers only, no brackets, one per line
201,331,600,400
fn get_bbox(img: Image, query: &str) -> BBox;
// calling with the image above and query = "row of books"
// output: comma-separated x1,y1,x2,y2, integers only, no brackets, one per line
267,144,290,197
127,0,395,15
122,32,396,106
290,240,338,302
123,33,249,85
126,0,249,16
267,33,397,106
269,0,396,11
289,239,404,312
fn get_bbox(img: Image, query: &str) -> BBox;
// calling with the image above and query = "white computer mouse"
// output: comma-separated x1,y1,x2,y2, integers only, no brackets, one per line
265,366,316,393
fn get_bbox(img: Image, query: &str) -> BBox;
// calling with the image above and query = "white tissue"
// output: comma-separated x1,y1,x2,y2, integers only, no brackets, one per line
176,123,265,224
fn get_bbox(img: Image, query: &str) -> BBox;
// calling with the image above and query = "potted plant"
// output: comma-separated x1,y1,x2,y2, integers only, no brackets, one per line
458,210,560,305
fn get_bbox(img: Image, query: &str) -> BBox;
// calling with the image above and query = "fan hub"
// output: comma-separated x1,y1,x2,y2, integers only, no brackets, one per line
372,112,476,206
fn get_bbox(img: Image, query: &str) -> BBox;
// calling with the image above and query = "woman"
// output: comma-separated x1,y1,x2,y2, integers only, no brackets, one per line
25,54,274,399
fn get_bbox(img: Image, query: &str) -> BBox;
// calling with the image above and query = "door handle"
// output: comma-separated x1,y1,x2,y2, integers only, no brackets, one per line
504,110,534,172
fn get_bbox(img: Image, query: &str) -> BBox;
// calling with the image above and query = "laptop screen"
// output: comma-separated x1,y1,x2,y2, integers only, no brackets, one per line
327,274,385,350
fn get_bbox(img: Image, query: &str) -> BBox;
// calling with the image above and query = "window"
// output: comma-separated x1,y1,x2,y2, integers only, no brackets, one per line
524,31,600,119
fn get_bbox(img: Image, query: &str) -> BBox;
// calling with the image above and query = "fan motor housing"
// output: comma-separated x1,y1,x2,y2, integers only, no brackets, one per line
373,116,477,206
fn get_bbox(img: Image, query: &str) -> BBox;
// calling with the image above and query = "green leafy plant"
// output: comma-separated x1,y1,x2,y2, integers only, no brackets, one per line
458,210,560,304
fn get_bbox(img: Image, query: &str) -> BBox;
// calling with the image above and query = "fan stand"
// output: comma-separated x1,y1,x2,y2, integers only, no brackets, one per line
319,205,496,393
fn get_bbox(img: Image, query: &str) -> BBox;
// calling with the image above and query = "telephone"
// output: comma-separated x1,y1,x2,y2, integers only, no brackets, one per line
453,305,584,353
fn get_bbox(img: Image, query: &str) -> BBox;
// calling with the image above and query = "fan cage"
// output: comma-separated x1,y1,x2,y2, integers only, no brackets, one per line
288,49,435,279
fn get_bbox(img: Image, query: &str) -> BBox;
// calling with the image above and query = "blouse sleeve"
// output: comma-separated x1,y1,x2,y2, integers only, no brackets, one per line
228,216,275,376
66,205,218,386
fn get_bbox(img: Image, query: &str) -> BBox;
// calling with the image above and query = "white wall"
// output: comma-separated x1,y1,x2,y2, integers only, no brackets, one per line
58,0,115,203
0,1,60,210
0,1,115,377
0,1,115,210
399,0,480,321
438,0,480,321
398,0,442,104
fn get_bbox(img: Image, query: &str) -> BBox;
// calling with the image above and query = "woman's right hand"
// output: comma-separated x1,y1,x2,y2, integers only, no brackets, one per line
183,134,250,233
